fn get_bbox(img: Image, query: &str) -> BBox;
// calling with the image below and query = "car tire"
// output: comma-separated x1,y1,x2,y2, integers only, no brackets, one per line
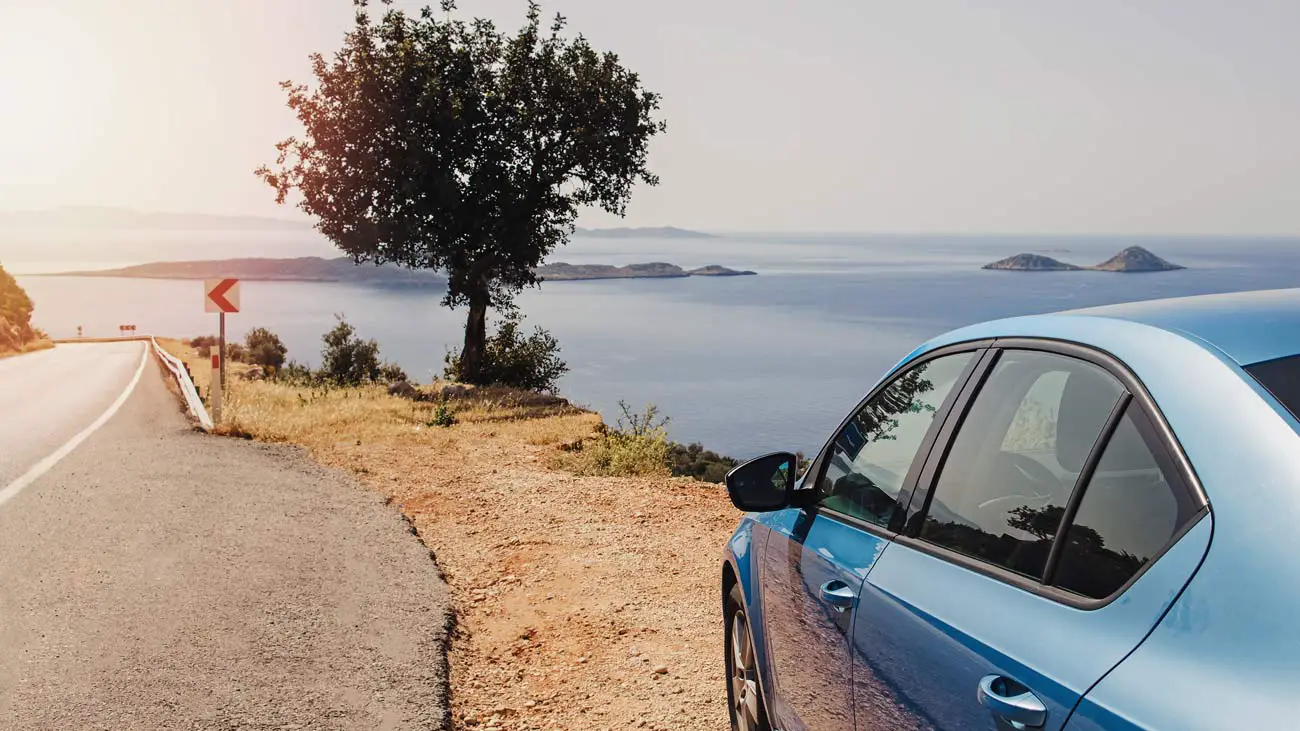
725,583,772,731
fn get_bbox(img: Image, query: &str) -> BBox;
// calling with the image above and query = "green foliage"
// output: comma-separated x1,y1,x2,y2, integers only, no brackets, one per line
444,313,567,393
427,402,458,428
276,360,317,385
378,361,409,384
257,0,666,383
668,442,739,484
320,315,383,386
559,401,671,478
244,327,288,371
225,342,249,363
0,264,35,350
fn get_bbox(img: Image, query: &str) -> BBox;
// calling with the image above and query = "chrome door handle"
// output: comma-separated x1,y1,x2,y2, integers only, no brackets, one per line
819,580,857,609
977,675,1047,729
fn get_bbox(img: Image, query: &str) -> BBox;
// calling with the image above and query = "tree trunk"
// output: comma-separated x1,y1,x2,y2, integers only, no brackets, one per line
459,282,491,384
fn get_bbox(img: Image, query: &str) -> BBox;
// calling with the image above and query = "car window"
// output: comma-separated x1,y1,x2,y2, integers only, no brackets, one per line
1053,404,1198,599
920,351,1124,579
818,351,975,528
1246,353,1300,423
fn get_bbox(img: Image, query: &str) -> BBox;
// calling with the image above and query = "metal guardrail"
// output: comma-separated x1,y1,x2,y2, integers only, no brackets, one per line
149,337,214,431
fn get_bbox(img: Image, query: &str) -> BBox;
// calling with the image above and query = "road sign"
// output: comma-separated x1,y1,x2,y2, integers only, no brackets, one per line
205,278,241,313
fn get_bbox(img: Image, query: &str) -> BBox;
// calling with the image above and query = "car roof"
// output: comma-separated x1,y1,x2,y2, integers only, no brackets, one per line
1058,287,1300,366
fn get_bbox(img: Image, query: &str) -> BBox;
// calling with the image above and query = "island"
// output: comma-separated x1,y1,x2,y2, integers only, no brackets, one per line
983,254,1082,272
983,246,1184,273
48,257,756,284
535,262,755,280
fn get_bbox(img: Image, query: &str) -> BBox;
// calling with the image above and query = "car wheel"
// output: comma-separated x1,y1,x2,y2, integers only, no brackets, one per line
725,583,771,731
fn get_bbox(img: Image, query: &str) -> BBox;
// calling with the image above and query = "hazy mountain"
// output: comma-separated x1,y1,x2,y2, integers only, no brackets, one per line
573,226,718,239
0,206,310,231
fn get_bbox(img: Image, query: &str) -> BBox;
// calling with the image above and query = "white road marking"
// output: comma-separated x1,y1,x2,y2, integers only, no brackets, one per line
0,342,149,509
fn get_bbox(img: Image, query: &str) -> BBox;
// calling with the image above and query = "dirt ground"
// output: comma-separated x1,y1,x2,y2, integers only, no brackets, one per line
193,373,743,731
316,430,738,731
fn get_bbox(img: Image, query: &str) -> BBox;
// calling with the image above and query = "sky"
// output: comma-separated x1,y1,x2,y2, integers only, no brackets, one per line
1,0,1298,234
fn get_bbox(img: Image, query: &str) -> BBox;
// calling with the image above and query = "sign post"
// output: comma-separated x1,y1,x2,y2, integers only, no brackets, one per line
204,278,241,422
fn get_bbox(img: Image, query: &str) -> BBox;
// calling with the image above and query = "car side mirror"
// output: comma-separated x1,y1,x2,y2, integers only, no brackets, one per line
725,452,798,512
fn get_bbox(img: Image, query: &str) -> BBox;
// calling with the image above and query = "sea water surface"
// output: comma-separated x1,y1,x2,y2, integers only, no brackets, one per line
9,232,1300,457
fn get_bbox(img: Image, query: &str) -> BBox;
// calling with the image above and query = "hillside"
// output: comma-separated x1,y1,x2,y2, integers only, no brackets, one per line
983,253,1082,271
984,246,1184,272
1092,246,1186,272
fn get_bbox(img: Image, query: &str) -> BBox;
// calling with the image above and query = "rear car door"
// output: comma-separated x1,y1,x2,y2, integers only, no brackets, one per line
849,345,1210,731
759,349,979,731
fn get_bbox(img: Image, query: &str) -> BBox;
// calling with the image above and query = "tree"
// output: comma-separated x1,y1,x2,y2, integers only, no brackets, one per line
244,327,288,371
257,0,665,384
320,315,382,385
0,264,35,351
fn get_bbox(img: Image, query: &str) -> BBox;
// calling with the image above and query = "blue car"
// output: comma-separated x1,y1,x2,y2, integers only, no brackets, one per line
721,288,1300,731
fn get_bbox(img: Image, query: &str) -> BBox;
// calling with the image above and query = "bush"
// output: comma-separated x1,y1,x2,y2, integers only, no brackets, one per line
0,264,35,350
225,342,248,362
276,360,317,385
377,361,408,384
444,313,568,393
668,442,739,483
558,401,671,478
244,327,288,371
320,315,383,385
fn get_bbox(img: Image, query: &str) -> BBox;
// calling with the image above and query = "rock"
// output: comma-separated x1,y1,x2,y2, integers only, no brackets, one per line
439,383,472,400
240,366,266,380
387,381,418,399
652,664,668,675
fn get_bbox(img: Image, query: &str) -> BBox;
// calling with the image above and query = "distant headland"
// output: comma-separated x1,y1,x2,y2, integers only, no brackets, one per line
573,226,717,239
47,257,755,284
984,246,1185,273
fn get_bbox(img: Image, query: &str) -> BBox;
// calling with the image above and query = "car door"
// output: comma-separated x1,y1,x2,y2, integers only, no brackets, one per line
849,345,1211,731
759,349,981,731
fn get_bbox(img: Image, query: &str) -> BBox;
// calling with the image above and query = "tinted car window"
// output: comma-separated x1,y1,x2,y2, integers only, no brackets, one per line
1247,354,1300,422
818,352,975,528
921,352,1124,579
1054,404,1198,599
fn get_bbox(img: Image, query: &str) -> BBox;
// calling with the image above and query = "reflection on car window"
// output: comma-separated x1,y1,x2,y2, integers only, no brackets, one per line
818,352,974,528
920,352,1123,579
1053,405,1196,599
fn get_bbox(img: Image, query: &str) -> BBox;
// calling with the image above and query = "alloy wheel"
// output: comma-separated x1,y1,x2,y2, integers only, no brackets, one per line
729,609,763,731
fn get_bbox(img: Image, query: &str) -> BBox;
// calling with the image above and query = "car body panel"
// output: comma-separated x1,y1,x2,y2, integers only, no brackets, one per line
720,290,1300,731
852,515,1211,731
759,508,890,730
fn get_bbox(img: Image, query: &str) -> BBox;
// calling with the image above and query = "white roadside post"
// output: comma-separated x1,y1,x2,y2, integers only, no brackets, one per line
204,278,241,424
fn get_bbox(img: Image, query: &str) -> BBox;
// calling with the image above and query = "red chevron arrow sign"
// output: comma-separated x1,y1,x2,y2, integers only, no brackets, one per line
204,278,241,313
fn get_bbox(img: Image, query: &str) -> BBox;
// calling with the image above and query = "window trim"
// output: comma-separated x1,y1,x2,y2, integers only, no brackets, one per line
900,337,1210,611
801,340,994,536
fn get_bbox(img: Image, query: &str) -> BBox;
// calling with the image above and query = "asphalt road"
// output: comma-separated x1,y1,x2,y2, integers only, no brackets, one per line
0,343,452,730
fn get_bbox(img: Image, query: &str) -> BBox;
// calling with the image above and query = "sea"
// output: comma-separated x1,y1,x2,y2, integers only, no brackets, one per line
6,230,1300,458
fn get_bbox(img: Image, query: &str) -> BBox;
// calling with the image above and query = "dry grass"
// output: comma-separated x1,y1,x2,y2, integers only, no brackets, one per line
214,378,600,454
0,339,55,360
156,337,257,395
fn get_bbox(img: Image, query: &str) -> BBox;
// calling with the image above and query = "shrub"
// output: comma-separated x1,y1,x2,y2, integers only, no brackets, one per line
558,401,671,478
427,402,457,428
244,327,288,371
377,361,409,384
225,342,249,362
276,360,317,385
668,442,739,483
444,313,568,393
320,315,382,385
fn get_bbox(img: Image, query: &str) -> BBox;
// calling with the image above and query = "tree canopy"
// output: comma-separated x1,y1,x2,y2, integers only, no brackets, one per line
258,0,665,383
0,264,35,351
